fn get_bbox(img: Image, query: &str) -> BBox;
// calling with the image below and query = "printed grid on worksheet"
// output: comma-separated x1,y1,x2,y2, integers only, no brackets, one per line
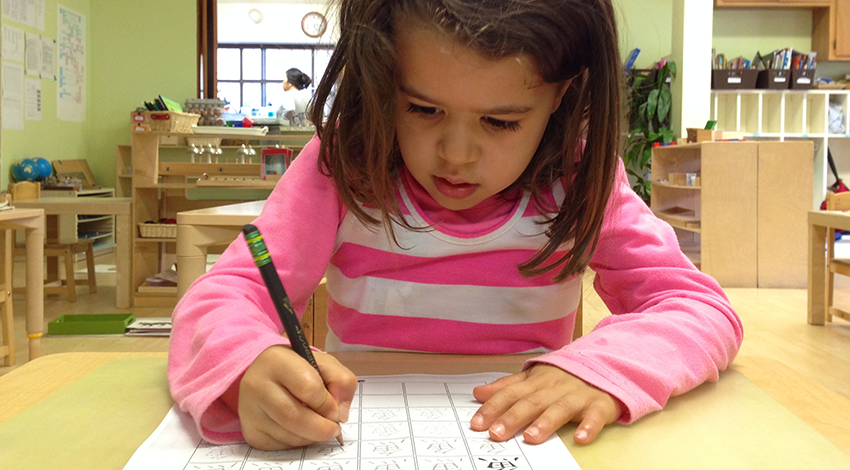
183,378,534,470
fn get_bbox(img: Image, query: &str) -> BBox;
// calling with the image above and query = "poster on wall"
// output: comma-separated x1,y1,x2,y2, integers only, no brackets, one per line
41,36,55,79
26,77,41,121
57,4,85,122
2,24,25,63
2,61,25,130
25,32,41,77
2,0,37,28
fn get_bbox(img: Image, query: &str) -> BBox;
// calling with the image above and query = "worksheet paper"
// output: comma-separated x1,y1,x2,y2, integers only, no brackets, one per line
124,373,581,470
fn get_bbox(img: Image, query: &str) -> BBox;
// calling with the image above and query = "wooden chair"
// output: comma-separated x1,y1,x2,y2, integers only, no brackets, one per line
0,194,14,366
8,182,97,302
825,191,850,323
303,279,585,349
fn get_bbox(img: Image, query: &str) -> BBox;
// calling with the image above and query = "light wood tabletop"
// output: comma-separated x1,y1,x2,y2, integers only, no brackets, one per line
0,352,848,469
176,200,266,298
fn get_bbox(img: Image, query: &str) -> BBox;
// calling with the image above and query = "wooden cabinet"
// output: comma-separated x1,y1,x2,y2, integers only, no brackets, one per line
129,130,313,307
715,0,830,6
651,141,812,288
812,1,850,61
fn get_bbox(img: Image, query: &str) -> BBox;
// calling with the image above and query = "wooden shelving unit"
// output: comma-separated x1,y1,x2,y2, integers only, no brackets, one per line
41,188,116,261
651,141,813,288
129,130,313,307
711,89,850,209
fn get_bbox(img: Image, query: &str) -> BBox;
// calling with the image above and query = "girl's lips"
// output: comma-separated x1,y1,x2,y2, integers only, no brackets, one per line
434,176,478,200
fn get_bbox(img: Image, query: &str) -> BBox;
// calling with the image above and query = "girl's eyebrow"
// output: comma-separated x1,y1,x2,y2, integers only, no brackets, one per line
399,84,533,115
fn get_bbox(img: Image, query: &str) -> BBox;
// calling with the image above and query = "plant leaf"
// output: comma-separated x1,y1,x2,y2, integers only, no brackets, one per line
646,89,659,121
657,88,672,123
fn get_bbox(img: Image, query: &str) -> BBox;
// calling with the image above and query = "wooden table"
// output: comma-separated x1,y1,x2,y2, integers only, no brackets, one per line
14,198,132,308
807,210,850,324
1,352,848,469
0,208,44,361
176,200,265,298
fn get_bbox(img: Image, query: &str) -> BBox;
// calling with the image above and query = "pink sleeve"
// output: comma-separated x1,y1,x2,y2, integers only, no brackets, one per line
526,160,743,423
167,136,346,443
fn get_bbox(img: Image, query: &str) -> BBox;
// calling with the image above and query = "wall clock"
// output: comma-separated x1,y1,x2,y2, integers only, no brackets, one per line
301,11,328,38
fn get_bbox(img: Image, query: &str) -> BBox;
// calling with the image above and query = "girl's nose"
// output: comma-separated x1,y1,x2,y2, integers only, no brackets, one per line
437,123,479,166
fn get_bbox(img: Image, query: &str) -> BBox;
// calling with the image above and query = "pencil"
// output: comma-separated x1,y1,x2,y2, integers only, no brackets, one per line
242,223,344,446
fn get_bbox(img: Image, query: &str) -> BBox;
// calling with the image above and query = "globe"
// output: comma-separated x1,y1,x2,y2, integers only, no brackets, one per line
12,159,37,182
35,157,52,180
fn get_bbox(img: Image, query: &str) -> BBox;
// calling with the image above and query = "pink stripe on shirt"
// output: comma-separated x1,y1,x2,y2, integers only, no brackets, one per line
331,242,569,287
327,297,577,353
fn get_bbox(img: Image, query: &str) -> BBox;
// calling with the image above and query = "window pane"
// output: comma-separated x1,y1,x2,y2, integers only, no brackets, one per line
217,82,240,113
265,82,283,109
242,82,261,109
266,49,312,84
313,48,334,88
242,48,262,80
217,48,240,81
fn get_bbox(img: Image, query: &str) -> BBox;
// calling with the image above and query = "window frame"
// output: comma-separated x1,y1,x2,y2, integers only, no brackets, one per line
216,43,335,111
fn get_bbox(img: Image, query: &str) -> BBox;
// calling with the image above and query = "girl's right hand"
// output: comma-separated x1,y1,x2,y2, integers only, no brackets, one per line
237,345,358,450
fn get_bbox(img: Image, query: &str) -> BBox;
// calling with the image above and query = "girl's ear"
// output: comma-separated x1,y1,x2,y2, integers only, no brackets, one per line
551,78,573,114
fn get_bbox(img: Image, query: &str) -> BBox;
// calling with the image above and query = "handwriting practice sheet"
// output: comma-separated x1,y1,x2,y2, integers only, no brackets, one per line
124,374,581,470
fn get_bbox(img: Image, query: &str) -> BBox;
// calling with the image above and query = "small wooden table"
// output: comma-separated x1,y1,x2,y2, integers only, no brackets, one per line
176,200,265,298
13,198,132,308
0,352,849,469
807,210,850,324
0,208,44,360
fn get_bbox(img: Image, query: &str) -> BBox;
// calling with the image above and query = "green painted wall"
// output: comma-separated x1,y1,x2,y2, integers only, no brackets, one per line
713,9,813,61
0,0,91,189
615,0,674,69
89,0,196,187
1,0,196,190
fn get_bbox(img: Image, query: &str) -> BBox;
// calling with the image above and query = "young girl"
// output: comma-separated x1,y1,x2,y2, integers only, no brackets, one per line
169,0,742,452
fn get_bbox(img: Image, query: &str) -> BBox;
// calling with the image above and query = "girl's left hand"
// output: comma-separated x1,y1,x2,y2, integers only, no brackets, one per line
471,364,623,445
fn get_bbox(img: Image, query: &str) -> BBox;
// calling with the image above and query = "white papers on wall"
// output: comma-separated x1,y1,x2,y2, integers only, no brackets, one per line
25,77,41,121
41,36,55,79
25,32,41,76
3,0,37,28
2,62,25,130
57,5,85,122
2,24,25,63
37,0,45,31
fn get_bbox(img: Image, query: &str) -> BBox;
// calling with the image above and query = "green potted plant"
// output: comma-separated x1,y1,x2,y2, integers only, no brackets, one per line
622,61,677,204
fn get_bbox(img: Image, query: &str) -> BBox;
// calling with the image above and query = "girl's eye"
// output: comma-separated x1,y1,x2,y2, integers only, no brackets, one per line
407,103,441,116
483,117,521,132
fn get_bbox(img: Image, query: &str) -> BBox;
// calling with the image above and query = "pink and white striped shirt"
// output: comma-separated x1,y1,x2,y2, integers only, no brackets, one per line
168,136,743,444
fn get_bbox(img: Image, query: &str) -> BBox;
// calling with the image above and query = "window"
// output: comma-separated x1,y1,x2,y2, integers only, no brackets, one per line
216,44,334,114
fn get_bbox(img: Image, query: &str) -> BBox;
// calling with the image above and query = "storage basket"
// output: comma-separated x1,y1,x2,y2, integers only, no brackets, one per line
711,69,758,90
138,223,177,238
790,69,815,90
147,111,200,133
756,69,790,90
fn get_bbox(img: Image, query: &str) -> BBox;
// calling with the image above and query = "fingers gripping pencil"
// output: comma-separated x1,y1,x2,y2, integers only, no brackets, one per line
242,224,344,445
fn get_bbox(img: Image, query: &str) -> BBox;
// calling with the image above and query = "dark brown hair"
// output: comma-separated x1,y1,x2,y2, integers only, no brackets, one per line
309,0,622,282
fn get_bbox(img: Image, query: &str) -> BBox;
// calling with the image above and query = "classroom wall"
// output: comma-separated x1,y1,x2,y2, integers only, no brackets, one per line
0,0,91,190
712,9,813,61
614,0,674,69
88,0,196,187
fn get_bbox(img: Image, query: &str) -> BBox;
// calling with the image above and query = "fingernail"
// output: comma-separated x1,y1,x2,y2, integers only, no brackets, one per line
339,402,351,423
575,429,588,442
524,426,539,441
491,422,505,438
471,413,484,429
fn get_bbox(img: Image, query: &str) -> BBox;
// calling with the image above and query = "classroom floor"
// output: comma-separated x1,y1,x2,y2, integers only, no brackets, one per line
1,252,849,410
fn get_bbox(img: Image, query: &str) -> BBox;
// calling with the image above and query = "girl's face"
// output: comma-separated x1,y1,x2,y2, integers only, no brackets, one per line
395,25,569,211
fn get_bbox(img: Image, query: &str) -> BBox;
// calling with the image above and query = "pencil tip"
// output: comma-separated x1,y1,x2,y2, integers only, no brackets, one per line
336,434,345,446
